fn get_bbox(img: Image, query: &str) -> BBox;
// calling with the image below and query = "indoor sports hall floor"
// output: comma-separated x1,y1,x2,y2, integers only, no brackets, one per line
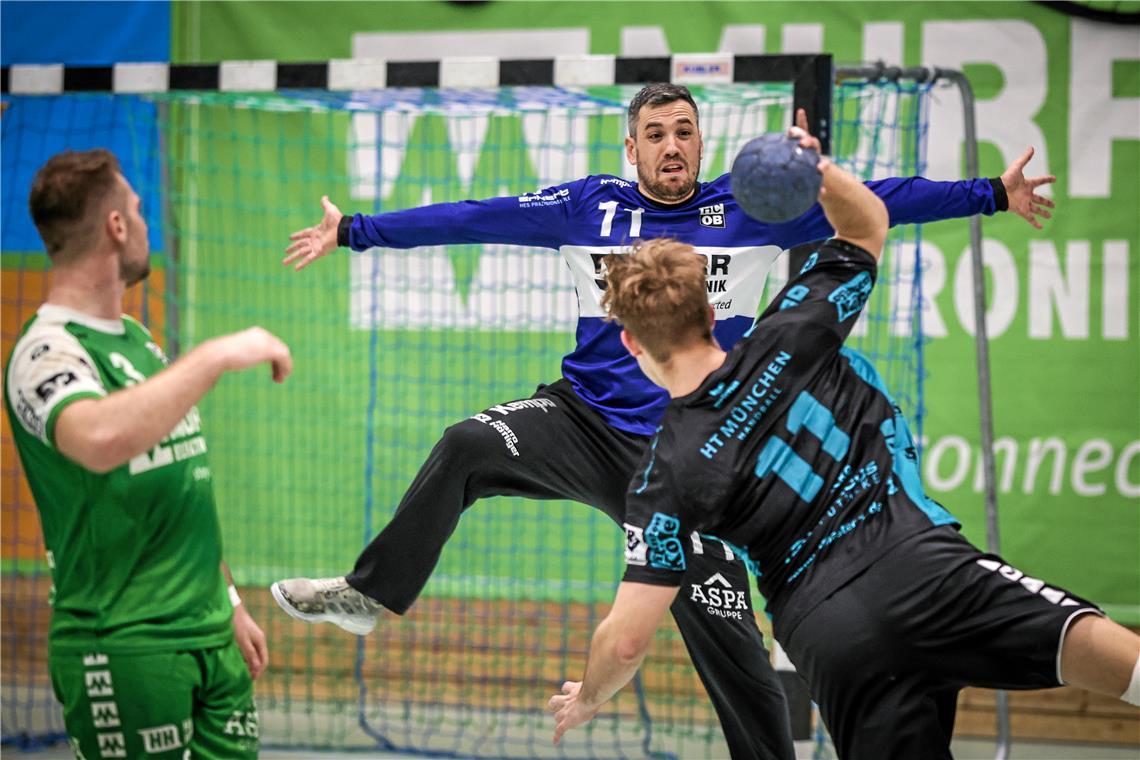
19,738,1140,759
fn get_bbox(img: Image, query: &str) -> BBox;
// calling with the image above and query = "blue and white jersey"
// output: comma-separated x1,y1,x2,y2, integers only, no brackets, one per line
345,172,999,435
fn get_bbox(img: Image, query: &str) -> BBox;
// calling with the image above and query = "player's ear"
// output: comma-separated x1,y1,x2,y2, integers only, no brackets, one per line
625,135,637,166
620,328,642,358
707,304,715,330
106,208,128,245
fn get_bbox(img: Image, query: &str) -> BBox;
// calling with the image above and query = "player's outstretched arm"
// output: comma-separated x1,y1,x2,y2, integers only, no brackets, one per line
815,158,889,260
284,184,576,271
548,582,677,744
284,195,342,271
55,327,291,473
789,108,1055,233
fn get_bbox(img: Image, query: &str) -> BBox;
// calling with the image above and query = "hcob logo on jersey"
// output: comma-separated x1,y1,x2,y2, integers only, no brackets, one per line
699,203,725,228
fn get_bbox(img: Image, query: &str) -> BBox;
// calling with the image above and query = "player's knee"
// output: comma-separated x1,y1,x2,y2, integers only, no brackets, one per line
435,418,500,465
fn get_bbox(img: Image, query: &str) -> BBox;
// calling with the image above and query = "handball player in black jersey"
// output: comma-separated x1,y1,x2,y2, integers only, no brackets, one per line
548,153,1140,759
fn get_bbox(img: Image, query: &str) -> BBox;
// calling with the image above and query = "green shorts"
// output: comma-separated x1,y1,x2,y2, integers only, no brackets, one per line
49,639,258,759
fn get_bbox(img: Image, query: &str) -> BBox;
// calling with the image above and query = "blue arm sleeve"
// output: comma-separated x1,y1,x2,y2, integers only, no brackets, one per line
865,175,1000,226
345,180,581,251
764,176,1001,249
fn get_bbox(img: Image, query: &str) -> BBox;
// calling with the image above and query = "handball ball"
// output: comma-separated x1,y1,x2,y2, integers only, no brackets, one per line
731,133,822,223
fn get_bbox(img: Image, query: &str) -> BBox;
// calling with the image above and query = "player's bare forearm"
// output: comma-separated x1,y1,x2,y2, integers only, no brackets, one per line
55,328,290,473
224,562,269,679
818,162,888,260
549,582,676,744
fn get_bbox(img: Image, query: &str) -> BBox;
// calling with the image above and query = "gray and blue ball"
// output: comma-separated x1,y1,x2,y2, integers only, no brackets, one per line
730,133,822,223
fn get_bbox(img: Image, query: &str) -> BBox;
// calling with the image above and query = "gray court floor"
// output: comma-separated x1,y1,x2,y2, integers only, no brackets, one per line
12,737,1139,759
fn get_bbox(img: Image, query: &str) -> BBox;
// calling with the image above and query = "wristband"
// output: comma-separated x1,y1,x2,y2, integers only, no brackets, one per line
988,177,1009,212
228,584,242,608
337,215,352,247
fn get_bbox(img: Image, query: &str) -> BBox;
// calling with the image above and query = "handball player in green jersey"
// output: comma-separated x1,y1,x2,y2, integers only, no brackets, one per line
5,150,292,759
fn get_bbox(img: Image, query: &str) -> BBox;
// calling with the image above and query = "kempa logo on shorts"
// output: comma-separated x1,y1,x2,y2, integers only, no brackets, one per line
690,571,748,619
96,732,126,758
976,559,1082,606
699,203,726,228
84,670,114,698
91,701,120,729
139,724,182,753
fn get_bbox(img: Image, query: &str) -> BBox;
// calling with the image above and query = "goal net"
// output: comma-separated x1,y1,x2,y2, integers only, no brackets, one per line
1,73,933,759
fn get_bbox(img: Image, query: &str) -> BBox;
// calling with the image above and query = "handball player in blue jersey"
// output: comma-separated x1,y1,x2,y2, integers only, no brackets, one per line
547,155,1139,759
273,84,1057,759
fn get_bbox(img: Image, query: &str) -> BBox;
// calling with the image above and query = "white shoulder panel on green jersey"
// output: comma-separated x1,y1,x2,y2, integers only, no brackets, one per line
6,306,109,445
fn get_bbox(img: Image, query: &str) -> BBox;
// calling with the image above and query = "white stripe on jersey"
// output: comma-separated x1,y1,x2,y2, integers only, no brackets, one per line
348,242,783,330
560,244,783,320
349,245,579,331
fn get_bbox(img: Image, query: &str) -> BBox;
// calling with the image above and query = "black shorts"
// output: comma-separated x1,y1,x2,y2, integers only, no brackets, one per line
779,525,1102,760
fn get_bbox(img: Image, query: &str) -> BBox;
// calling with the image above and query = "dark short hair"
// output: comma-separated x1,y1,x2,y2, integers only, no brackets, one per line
29,149,123,260
627,83,699,137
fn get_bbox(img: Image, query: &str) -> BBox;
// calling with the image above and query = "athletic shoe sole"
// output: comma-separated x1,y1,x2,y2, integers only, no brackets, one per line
270,581,376,636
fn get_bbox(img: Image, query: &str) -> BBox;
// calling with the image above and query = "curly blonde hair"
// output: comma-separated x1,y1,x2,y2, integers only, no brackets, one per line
601,238,712,362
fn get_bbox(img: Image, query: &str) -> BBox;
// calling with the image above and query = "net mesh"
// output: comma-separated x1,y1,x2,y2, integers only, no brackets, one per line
1,78,932,758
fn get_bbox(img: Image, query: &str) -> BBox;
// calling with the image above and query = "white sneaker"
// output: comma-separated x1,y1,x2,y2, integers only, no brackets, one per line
270,576,383,636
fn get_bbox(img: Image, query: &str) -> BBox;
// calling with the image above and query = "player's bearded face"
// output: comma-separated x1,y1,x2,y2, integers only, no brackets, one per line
116,182,151,286
628,102,703,205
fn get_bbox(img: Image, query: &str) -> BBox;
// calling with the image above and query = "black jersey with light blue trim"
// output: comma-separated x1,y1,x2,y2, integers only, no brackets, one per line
346,173,999,435
621,238,960,634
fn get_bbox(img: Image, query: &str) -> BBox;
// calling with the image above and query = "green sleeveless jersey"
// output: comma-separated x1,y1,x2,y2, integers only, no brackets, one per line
4,304,232,654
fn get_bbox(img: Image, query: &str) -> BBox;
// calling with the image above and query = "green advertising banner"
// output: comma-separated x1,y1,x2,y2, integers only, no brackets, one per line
171,1,1139,623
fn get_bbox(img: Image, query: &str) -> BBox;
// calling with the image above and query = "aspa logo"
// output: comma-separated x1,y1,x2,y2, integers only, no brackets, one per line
690,571,748,619
699,203,725,228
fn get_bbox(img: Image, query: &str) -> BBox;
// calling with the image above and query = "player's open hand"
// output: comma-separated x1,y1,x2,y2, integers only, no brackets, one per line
1001,147,1055,230
216,327,293,383
548,681,600,745
232,603,269,679
284,195,343,271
